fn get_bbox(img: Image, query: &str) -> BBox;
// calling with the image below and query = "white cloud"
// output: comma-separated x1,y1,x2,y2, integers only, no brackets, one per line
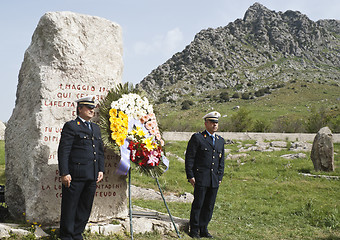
133,27,184,57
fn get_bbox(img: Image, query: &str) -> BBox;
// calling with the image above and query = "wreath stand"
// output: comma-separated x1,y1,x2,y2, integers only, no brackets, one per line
128,168,181,239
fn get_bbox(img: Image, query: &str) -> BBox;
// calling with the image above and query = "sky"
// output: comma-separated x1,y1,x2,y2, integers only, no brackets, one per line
1,0,339,123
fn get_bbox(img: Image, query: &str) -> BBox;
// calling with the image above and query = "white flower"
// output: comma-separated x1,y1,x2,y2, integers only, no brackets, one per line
111,101,118,109
147,105,154,114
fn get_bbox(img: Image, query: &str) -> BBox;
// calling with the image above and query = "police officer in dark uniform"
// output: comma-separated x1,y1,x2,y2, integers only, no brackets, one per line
58,95,105,240
185,111,225,238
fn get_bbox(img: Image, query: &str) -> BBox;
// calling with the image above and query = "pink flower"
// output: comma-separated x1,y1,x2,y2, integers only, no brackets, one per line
156,133,162,141
145,121,153,130
148,113,156,120
147,150,159,166
160,139,164,146
150,128,157,136
150,120,157,128
141,115,150,124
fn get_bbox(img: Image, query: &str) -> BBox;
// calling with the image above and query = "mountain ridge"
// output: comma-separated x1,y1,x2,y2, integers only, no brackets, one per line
137,3,340,103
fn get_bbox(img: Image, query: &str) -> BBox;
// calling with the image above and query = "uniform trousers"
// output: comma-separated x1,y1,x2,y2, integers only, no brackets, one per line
190,185,219,234
60,180,97,240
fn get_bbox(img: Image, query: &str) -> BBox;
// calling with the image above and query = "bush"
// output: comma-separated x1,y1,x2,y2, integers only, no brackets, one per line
271,115,305,133
181,100,194,110
305,106,330,133
232,92,240,98
219,91,229,102
255,89,265,97
228,108,252,132
252,119,271,132
241,92,250,100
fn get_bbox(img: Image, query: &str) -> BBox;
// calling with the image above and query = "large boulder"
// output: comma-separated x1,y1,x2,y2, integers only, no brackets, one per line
311,127,334,171
5,11,126,224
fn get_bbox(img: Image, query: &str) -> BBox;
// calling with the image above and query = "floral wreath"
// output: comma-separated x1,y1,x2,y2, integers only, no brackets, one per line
99,83,168,178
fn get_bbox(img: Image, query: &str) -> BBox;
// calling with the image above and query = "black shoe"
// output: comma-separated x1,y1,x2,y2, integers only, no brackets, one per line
200,232,213,238
189,231,201,238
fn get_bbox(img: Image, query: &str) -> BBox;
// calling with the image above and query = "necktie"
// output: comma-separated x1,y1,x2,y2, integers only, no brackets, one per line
85,121,91,130
211,135,215,145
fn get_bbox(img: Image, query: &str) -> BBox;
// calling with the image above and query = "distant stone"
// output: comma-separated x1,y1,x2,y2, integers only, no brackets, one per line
5,11,124,224
280,153,306,159
0,121,5,140
270,141,287,148
289,141,312,152
311,127,334,171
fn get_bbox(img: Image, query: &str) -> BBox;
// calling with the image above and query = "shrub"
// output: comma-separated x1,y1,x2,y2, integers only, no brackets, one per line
241,92,250,100
181,100,194,110
228,108,252,132
305,106,330,133
271,115,305,133
255,89,265,97
252,119,271,132
219,91,229,102
232,92,240,98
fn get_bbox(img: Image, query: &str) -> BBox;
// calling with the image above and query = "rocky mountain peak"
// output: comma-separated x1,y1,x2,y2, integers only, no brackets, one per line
243,2,275,23
137,4,340,103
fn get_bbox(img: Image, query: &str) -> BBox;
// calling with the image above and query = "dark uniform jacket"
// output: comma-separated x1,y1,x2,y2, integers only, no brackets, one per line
58,117,105,181
185,130,225,188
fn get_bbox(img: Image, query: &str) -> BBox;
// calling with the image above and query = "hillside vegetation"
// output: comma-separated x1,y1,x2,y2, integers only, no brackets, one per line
154,80,340,133
138,3,340,133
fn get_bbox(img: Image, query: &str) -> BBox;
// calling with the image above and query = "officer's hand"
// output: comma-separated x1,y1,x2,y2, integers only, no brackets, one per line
97,172,104,183
61,174,72,188
189,178,195,187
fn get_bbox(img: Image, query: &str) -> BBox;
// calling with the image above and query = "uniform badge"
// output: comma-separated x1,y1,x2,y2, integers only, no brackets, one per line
77,121,80,125
219,153,222,158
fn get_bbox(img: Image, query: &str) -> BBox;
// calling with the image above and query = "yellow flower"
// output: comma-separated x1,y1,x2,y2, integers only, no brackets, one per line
51,229,56,232
137,128,146,138
111,132,119,140
115,117,123,126
116,136,125,146
130,129,137,135
110,123,119,132
109,108,117,117
118,110,128,120
122,119,128,128
109,116,115,124
143,137,154,151
122,128,128,136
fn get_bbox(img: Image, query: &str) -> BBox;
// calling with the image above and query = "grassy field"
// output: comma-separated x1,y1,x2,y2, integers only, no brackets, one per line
130,141,340,240
1,140,339,239
155,81,340,133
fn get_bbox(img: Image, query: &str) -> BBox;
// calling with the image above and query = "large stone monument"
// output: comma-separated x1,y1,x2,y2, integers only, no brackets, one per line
5,11,127,224
311,127,334,171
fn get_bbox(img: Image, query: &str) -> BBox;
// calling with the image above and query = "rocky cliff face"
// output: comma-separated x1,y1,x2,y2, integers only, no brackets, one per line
137,3,340,102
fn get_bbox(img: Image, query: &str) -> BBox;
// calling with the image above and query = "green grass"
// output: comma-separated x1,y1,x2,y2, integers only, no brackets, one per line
1,141,340,239
155,81,340,132
129,141,340,239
